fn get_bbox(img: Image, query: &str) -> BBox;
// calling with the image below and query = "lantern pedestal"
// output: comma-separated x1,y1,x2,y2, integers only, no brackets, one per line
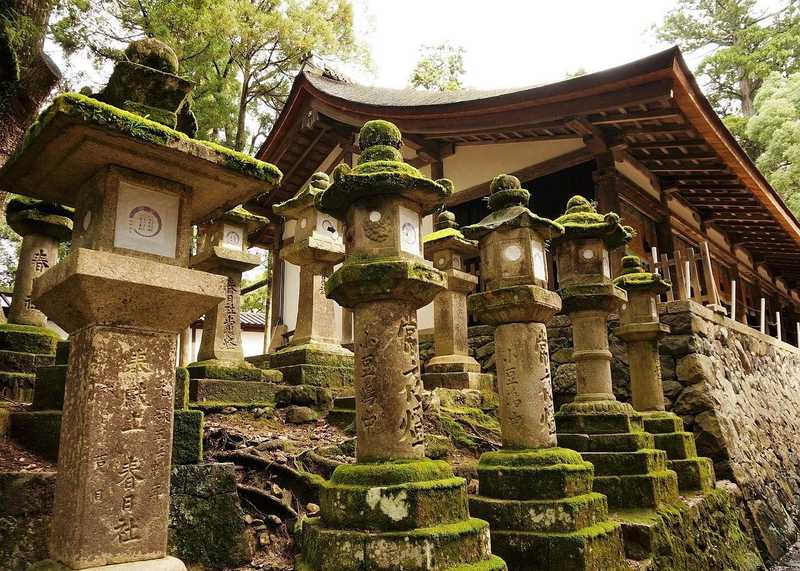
32,248,225,569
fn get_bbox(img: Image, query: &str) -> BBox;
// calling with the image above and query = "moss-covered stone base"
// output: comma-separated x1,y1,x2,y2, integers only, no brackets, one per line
169,463,254,569
30,365,67,411
592,471,679,510
0,325,60,402
0,472,54,571
267,342,354,369
9,410,62,461
611,484,763,569
172,409,203,465
0,324,59,355
276,363,354,388
298,459,506,571
422,371,495,391
189,377,279,404
187,359,281,382
470,448,625,571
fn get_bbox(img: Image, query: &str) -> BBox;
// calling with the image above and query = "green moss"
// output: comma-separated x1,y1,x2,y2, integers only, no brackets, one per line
553,195,634,249
9,410,61,462
0,324,58,355
172,409,203,465
186,359,265,382
124,38,179,73
330,459,454,486
423,226,464,243
5,195,73,218
24,93,282,184
613,258,671,293
479,447,584,468
357,119,402,149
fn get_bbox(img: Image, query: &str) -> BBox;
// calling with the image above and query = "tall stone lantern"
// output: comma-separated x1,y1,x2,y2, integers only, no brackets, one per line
614,255,715,492
187,206,282,402
463,175,626,570
0,39,281,571
552,196,679,510
295,120,506,571
421,210,491,390
270,172,354,387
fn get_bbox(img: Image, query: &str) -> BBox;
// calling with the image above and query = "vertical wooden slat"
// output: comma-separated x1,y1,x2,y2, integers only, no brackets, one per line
760,298,767,334
730,280,737,323
673,250,688,301
701,242,721,306
686,247,703,303
660,253,675,302
776,312,782,341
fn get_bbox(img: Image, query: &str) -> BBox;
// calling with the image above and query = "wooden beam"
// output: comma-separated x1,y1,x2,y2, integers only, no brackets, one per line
626,139,708,150
592,108,683,125
648,166,730,173
621,125,697,137
637,151,719,161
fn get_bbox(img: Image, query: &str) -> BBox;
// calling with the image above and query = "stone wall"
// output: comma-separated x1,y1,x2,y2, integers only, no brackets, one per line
431,300,800,561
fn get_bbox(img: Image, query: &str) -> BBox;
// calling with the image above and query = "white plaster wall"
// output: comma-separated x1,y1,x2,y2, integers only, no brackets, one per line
442,139,583,192
183,328,266,360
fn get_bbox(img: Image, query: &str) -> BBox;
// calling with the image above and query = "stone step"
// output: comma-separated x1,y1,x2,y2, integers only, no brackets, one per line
189,378,278,405
593,470,679,509
0,349,52,374
488,522,626,571
641,412,684,434
668,458,716,492
469,492,610,533
421,371,494,391
652,432,698,460
477,461,595,501
0,324,58,354
555,409,644,435
55,340,70,365
333,396,355,409
581,450,668,476
558,431,654,453
31,365,68,411
321,476,469,531
276,364,354,387
0,371,35,401
327,408,355,428
300,517,494,571
187,361,277,382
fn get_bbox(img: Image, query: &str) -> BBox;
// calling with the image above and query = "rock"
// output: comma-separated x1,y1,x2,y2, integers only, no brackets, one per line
550,347,573,364
425,434,454,459
285,405,318,424
660,335,700,356
676,354,714,385
267,515,282,526
306,502,320,515
275,385,332,409
552,363,577,394
256,439,284,452
672,383,715,415
221,406,238,414
474,341,495,360
660,354,676,379
693,411,726,459
662,379,684,400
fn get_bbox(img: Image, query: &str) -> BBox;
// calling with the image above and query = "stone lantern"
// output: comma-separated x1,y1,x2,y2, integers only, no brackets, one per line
614,255,715,492
0,197,71,400
295,120,505,571
552,196,679,510
421,210,491,390
269,172,354,387
0,39,281,571
463,175,626,570
187,206,282,403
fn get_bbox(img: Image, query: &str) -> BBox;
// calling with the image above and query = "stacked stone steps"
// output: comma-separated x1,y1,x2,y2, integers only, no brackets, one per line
187,360,282,406
0,324,59,402
297,459,505,571
641,413,716,493
556,404,680,510
469,449,627,571
260,343,355,388
327,396,356,428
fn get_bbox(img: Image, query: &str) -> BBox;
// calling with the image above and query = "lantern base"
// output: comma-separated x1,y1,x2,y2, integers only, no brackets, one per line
0,323,59,401
186,359,278,383
470,447,626,571
267,342,354,388
296,459,506,571
641,411,716,492
422,371,494,391
30,557,186,571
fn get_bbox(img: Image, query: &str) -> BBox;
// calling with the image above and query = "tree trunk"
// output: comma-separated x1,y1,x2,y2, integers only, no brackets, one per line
235,65,251,152
740,75,756,117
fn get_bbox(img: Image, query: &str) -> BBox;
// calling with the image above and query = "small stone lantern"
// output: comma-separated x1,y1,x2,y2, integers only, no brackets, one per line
614,255,715,492
187,206,280,396
270,172,353,386
0,39,281,571
552,196,680,510
463,175,626,569
297,120,505,571
613,255,670,412
421,210,491,390
5,197,73,328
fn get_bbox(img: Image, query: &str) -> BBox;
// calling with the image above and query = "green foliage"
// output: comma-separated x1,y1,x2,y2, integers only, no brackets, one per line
241,254,270,313
408,42,466,92
745,72,800,214
50,0,369,151
655,0,800,117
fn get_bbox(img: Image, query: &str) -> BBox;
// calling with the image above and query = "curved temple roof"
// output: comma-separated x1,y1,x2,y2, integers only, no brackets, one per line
255,47,800,288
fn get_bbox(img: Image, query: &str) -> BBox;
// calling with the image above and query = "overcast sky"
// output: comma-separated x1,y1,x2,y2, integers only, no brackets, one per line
344,0,680,89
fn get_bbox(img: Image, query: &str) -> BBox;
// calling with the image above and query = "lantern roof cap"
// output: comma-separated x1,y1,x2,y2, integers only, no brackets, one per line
423,210,478,256
315,119,450,219
273,172,330,219
461,174,563,241
613,255,671,293
553,195,634,249
214,205,269,233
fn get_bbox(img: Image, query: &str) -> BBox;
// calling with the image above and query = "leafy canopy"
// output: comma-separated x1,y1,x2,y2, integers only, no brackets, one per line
408,42,465,92
745,72,800,214
50,0,368,152
655,0,800,117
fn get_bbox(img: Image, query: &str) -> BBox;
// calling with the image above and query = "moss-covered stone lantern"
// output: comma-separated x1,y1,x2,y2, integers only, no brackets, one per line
296,120,506,571
1,38,281,571
269,172,354,387
421,210,491,390
614,255,715,492
552,197,679,511
187,206,282,402
0,197,71,400
462,175,626,570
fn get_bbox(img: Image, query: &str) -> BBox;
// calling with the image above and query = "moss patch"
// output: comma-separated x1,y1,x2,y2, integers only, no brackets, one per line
330,459,454,486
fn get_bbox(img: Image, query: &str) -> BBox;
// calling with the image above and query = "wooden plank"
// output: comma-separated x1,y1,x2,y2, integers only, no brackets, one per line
592,108,683,125
673,249,688,301
687,247,703,302
660,252,675,302
621,125,697,137
701,242,721,306
626,139,708,150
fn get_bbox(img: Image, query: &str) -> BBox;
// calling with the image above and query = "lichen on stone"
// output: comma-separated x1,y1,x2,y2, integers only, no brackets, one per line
613,255,671,293
553,195,634,249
